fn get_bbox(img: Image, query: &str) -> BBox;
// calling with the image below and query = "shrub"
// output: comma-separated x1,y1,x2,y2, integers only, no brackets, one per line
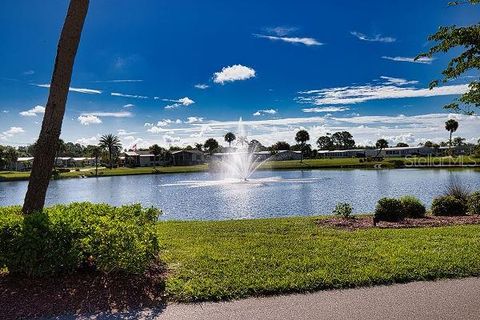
444,178,470,202
399,196,426,218
431,195,468,216
467,191,480,215
332,203,353,219
374,198,404,222
0,203,160,277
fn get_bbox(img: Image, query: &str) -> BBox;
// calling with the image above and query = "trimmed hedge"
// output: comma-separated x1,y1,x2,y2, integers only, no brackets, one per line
0,203,160,277
468,191,480,215
399,196,426,218
431,195,468,216
374,198,404,222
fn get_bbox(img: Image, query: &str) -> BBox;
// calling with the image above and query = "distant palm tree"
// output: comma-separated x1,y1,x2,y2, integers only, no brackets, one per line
295,130,310,162
99,134,122,169
89,146,102,176
4,147,18,170
445,119,459,156
224,132,236,148
149,144,163,170
204,138,219,155
375,139,389,158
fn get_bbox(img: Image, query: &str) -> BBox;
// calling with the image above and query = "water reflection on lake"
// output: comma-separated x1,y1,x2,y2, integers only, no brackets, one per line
1,169,479,220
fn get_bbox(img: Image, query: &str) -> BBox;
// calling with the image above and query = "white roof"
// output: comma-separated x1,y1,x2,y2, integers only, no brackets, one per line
17,157,34,162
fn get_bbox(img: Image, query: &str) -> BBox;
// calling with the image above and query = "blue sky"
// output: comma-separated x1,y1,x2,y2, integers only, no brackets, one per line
0,0,478,148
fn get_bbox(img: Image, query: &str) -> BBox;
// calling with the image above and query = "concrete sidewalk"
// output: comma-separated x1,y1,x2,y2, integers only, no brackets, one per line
63,277,480,320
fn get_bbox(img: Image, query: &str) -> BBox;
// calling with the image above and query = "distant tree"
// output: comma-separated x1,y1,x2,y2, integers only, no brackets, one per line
317,135,334,150
224,132,236,147
185,145,193,150
248,139,264,152
194,143,204,151
271,141,290,151
396,142,409,147
87,145,102,176
99,134,122,169
204,138,219,154
295,130,310,162
54,139,66,169
453,136,466,147
23,0,90,214
0,145,6,169
375,139,389,158
4,147,18,170
149,144,163,169
331,131,355,150
423,141,434,148
445,119,459,155
417,0,480,114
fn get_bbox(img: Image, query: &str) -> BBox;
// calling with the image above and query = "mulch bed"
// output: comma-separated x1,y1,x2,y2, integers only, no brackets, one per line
315,215,480,231
0,262,167,320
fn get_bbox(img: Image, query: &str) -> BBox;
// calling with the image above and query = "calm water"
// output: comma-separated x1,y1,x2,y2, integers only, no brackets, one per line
1,169,479,220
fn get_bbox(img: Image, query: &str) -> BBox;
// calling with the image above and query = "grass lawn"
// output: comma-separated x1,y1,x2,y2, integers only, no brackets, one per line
157,216,480,302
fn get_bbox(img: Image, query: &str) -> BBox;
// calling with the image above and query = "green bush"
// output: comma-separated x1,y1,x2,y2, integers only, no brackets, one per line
431,195,467,216
374,198,404,222
399,196,426,218
467,191,480,215
0,203,160,277
332,202,353,219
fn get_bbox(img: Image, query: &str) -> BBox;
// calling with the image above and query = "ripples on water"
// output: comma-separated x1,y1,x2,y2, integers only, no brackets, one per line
0,169,479,220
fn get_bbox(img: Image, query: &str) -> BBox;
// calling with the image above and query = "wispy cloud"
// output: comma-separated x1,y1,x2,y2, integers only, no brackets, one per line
78,115,102,125
265,26,299,36
76,136,99,145
297,77,468,105
35,83,102,94
350,31,396,43
302,106,350,113
23,70,35,75
111,92,148,99
253,109,278,116
163,97,195,109
194,83,209,89
19,105,45,117
83,111,133,118
186,116,204,123
213,64,256,84
381,56,435,64
123,104,135,108
253,34,323,46
93,79,143,83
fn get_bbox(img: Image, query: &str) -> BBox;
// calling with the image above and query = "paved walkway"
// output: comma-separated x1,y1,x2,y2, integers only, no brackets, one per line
60,277,480,320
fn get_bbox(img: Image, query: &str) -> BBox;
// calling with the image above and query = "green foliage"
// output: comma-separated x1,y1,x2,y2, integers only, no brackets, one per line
374,198,404,221
467,191,480,215
431,195,468,216
332,202,353,219
418,0,479,114
399,196,426,218
0,203,160,276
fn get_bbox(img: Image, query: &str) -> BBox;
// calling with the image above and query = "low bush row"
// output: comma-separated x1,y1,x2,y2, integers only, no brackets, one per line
0,203,160,277
374,196,426,222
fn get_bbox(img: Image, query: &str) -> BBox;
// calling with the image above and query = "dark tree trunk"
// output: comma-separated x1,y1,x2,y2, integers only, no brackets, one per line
22,0,89,214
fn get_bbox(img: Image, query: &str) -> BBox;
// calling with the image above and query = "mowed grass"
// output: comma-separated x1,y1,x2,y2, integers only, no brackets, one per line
157,217,480,302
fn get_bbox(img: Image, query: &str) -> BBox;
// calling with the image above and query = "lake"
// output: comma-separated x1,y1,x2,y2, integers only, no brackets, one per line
1,169,479,220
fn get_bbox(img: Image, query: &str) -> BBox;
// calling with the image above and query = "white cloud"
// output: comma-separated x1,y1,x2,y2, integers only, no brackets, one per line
175,119,183,124
163,97,195,109
3,126,25,137
23,70,35,75
253,34,323,46
195,84,209,89
253,109,278,116
111,92,148,99
163,135,181,144
2,110,9,113
78,115,102,125
144,122,154,127
297,77,469,105
350,31,396,43
76,136,99,145
83,111,132,118
382,56,434,64
117,129,137,136
302,106,350,113
186,116,204,123
213,64,256,84
93,79,143,83
19,105,45,117
265,26,299,36
35,83,102,94
123,104,135,108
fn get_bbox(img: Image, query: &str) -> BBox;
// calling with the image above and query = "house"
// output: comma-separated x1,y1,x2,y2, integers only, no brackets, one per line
271,150,302,161
317,149,372,158
317,146,439,158
15,157,34,171
172,150,205,166
380,146,435,157
124,151,164,167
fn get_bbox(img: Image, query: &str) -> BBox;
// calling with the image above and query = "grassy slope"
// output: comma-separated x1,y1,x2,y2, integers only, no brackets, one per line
157,217,480,302
0,156,477,181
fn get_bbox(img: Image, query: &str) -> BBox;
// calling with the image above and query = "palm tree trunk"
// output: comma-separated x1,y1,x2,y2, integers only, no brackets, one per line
449,131,453,156
95,156,98,176
22,0,89,215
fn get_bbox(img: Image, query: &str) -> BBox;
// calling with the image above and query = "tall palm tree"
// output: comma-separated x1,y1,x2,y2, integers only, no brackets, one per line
149,144,163,170
375,139,389,158
23,0,89,214
224,132,236,148
295,130,310,162
445,119,459,156
99,134,122,169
